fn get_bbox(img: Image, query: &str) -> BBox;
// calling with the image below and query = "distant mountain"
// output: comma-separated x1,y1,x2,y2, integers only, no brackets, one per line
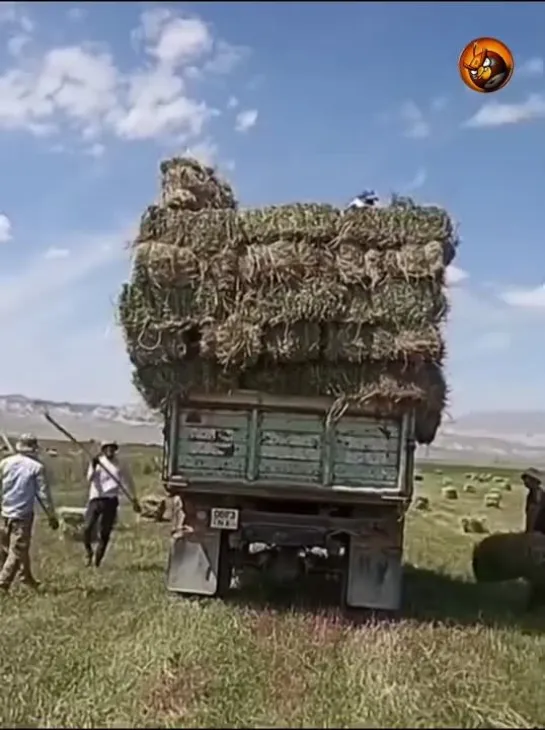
0,394,544,467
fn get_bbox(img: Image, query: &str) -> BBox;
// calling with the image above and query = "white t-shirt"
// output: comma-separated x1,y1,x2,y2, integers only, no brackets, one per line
86,456,134,502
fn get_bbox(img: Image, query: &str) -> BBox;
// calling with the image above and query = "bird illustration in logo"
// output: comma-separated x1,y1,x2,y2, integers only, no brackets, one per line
463,42,510,92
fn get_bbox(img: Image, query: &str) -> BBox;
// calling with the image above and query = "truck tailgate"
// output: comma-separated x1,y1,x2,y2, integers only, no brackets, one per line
166,393,414,499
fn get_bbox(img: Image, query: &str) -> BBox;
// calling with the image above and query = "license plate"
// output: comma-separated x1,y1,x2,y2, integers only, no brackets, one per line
210,508,239,530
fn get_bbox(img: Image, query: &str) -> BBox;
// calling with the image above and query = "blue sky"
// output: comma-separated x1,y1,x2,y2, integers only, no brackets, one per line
0,1,544,414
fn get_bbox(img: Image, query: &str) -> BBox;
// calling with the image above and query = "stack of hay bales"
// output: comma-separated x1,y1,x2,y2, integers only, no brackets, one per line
119,157,458,444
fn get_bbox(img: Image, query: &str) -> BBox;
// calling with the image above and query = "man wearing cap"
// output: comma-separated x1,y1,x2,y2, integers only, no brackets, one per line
0,434,59,592
83,440,140,568
522,467,545,534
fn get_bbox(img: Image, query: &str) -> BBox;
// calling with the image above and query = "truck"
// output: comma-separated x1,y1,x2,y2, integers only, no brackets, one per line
163,390,416,612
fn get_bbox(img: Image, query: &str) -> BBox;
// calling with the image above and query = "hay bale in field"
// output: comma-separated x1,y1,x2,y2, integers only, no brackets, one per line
46,448,58,457
442,477,453,486
463,482,477,494
120,163,457,444
58,507,92,543
472,531,545,586
484,491,502,508
460,516,488,534
503,481,512,491
442,486,458,500
140,494,167,522
465,472,474,480
414,495,430,510
493,475,504,483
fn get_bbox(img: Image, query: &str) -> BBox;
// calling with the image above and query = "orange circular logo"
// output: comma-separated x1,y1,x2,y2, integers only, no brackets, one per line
459,37,514,93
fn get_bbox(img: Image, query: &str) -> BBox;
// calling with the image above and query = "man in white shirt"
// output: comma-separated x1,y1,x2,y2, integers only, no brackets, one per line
83,440,140,567
0,434,59,591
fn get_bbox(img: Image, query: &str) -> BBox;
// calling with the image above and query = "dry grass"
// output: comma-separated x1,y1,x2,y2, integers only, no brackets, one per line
1,447,543,728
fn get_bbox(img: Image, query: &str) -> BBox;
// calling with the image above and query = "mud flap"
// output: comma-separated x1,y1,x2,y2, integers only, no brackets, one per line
166,529,223,597
345,538,403,611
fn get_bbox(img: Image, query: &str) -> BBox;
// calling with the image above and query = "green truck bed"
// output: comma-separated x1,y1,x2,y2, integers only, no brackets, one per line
164,391,415,502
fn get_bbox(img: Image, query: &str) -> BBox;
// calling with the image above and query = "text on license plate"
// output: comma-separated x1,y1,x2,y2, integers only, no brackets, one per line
210,508,240,530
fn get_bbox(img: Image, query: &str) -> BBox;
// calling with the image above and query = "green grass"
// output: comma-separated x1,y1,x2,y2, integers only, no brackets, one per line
0,446,543,728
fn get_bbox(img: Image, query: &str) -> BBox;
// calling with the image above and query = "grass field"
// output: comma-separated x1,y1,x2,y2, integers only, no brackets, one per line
0,444,543,729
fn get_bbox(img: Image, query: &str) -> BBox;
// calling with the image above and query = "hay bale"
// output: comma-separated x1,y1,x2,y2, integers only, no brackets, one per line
472,532,545,585
120,170,457,444
492,475,504,483
465,472,474,480
503,481,512,491
413,495,430,510
46,448,58,457
58,507,91,543
460,516,488,534
442,476,453,486
463,483,477,493
484,491,502,508
442,486,458,500
159,157,237,210
140,495,167,522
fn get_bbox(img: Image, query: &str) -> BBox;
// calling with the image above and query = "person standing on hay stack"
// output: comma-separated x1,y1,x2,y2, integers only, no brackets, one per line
522,467,545,534
0,434,59,593
83,440,140,568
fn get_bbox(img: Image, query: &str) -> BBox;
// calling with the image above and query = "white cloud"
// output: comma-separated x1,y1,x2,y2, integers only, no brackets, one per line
519,57,544,77
446,265,468,286
501,284,545,308
0,6,250,145
227,96,239,109
400,101,430,139
465,94,545,128
0,227,135,404
0,214,12,243
67,7,86,22
44,247,70,260
7,33,30,57
235,108,258,133
430,96,448,112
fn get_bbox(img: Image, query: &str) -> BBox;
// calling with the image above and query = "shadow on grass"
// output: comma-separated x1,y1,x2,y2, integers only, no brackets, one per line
222,565,545,632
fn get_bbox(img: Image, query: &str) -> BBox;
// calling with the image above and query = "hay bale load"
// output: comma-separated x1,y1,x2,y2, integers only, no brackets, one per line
119,157,457,444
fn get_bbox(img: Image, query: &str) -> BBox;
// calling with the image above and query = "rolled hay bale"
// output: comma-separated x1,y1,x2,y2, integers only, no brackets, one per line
413,495,430,510
460,516,488,534
463,483,477,494
493,475,505,483
435,468,443,475
472,532,545,585
442,477,453,486
140,495,167,522
120,179,457,445
465,472,474,480
484,491,502,508
442,486,458,500
502,481,512,491
159,157,237,210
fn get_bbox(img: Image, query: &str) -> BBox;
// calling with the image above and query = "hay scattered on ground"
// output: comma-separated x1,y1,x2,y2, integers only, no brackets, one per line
120,157,457,443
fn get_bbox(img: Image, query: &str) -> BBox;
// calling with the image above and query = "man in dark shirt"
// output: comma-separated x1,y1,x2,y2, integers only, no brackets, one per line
522,468,545,534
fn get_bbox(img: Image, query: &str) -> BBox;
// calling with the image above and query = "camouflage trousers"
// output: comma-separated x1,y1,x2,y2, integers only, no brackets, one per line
0,515,35,590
